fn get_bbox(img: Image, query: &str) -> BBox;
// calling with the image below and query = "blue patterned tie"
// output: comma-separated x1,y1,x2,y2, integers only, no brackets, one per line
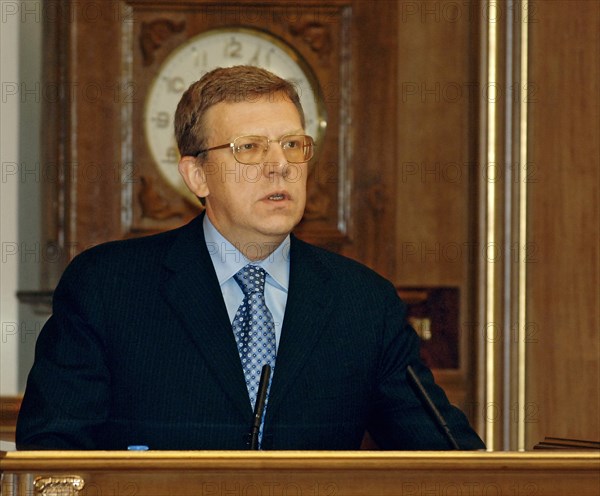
232,265,276,410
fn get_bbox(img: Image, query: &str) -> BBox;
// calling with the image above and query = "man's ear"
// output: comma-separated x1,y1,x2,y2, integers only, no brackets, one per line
178,156,209,198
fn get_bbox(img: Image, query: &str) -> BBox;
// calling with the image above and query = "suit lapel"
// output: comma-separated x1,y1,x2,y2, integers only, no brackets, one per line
160,215,252,418
267,236,336,416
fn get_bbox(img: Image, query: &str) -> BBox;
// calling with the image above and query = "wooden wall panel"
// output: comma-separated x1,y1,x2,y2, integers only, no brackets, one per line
395,2,477,287
395,1,479,410
526,0,600,447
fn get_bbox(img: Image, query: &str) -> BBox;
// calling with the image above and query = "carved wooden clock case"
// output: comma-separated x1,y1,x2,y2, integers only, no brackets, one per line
40,0,399,290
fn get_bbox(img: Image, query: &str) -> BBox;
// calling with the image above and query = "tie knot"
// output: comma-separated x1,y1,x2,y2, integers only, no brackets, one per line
234,265,267,296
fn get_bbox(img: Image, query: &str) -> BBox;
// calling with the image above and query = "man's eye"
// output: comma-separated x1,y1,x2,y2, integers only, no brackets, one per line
282,139,301,149
236,142,259,153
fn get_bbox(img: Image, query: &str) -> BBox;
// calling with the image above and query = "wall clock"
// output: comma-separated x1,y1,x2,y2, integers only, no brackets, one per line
143,27,328,202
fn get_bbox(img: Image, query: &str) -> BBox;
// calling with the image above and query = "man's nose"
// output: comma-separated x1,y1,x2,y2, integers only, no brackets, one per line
262,143,288,176
263,161,286,175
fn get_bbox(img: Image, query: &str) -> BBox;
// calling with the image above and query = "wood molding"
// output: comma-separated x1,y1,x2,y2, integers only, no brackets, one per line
526,0,600,448
0,396,22,443
1,451,599,496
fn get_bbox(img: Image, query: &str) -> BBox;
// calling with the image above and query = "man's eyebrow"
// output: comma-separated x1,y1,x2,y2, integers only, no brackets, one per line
227,130,307,139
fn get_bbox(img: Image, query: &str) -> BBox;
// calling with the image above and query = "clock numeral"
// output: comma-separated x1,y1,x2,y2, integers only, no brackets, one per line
161,76,186,94
163,147,179,164
247,47,261,66
265,48,276,67
224,37,243,59
193,51,208,68
152,111,170,129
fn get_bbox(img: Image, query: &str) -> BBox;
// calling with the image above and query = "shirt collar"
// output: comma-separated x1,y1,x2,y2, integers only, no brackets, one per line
203,215,290,292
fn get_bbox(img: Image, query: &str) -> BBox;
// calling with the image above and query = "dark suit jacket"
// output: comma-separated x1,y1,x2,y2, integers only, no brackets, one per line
17,214,484,450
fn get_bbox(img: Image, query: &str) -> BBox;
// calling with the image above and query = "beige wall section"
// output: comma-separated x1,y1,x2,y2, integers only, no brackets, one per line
0,0,21,396
526,0,600,447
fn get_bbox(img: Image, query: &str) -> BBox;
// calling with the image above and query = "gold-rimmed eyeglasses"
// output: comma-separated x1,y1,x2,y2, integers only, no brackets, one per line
194,134,315,165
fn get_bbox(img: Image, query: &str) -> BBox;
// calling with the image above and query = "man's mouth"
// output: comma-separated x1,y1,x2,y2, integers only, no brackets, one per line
267,193,286,201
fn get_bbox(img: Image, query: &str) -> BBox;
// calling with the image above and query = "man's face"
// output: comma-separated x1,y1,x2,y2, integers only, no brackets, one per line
197,93,308,256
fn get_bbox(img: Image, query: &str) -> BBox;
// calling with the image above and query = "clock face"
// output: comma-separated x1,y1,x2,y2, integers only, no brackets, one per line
143,27,327,201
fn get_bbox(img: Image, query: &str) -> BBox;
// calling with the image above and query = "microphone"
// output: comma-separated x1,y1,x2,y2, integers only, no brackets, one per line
249,364,271,450
406,364,460,450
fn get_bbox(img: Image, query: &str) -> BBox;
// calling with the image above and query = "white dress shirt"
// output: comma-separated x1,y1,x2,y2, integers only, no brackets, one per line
203,215,290,350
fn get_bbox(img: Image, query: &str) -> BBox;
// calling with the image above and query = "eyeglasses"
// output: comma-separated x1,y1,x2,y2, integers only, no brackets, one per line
194,134,315,165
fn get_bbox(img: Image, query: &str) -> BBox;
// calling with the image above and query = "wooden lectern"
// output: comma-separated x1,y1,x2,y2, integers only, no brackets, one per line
1,450,599,496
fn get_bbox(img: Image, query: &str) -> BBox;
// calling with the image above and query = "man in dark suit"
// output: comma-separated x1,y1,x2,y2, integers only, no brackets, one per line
17,66,484,450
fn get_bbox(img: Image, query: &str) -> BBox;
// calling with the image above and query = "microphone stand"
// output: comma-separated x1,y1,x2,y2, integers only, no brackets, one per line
407,364,461,450
249,364,271,450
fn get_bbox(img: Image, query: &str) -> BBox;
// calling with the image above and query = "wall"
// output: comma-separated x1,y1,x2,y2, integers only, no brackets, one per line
395,0,480,420
0,0,45,395
0,0,21,395
393,0,599,448
526,0,599,447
